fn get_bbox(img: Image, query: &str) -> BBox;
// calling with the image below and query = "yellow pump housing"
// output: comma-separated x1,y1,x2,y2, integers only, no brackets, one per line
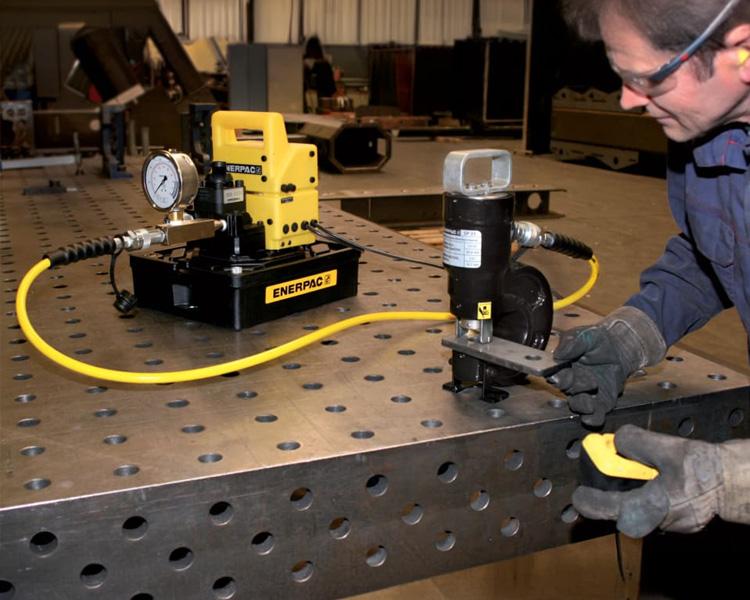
211,111,318,250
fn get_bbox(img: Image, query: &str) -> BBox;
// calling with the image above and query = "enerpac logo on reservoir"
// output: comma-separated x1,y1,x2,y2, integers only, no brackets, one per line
265,270,338,304
226,163,263,175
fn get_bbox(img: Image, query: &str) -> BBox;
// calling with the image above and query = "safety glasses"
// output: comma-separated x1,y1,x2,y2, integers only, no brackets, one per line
611,0,741,97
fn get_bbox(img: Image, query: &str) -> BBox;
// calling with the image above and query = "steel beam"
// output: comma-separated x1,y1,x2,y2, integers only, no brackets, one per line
286,114,392,174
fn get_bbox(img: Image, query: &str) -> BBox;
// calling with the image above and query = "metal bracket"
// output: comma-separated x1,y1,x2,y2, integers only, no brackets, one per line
442,335,569,377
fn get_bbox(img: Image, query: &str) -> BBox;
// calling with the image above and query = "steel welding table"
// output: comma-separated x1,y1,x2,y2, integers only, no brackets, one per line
1,167,749,599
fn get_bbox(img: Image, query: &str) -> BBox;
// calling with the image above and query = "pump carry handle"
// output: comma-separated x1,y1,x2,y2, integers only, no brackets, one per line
211,111,288,158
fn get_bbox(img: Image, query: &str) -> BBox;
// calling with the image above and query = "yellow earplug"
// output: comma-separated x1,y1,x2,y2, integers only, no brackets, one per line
739,48,750,65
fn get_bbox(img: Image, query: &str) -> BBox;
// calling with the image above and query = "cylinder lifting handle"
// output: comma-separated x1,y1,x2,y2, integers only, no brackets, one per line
443,149,512,195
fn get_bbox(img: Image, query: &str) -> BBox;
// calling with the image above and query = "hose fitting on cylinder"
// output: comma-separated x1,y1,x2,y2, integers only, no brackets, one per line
512,221,593,261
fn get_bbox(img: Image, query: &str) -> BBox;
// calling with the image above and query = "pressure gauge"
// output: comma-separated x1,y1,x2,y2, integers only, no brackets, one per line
142,150,199,212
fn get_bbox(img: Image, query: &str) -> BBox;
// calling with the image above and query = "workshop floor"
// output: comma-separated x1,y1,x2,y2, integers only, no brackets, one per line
318,136,749,600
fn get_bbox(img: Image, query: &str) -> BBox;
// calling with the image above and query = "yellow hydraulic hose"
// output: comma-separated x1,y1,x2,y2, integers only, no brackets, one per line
553,256,599,311
17,259,453,384
16,256,599,385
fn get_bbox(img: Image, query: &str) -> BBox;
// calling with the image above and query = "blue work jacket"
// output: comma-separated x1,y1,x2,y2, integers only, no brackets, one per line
626,124,750,348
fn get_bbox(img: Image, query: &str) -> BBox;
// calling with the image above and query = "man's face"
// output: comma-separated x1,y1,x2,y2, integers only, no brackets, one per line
599,10,749,142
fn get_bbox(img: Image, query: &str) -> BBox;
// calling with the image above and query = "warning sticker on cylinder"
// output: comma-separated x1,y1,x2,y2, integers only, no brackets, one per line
443,229,482,268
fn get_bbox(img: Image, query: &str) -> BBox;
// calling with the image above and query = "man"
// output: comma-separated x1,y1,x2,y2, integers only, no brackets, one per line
553,0,750,538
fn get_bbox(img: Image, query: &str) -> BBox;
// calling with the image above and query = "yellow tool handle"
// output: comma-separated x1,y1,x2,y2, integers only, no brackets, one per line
582,433,659,481
211,110,288,157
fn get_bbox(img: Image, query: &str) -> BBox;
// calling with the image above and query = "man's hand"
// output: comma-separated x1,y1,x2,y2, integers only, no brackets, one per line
573,425,725,538
550,306,666,426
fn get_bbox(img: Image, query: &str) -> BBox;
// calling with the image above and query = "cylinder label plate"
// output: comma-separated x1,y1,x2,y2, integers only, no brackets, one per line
443,229,482,268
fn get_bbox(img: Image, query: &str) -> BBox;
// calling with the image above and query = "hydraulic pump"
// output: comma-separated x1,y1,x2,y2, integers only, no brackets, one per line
127,111,361,329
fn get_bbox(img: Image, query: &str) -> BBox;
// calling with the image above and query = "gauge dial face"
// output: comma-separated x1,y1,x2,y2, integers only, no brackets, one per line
143,153,182,211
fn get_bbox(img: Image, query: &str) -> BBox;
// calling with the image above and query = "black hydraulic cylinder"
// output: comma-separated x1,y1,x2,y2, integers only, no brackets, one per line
443,188,554,399
443,190,514,320
443,190,514,393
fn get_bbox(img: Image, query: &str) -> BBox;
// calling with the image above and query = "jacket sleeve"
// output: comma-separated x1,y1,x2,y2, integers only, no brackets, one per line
625,233,733,347
624,144,733,347
719,438,750,525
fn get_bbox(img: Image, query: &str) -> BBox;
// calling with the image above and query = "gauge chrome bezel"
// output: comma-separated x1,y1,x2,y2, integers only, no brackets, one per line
142,150,199,213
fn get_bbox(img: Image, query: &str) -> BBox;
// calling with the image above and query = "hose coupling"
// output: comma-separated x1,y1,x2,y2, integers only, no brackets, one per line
512,221,593,261
512,221,545,248
120,228,167,251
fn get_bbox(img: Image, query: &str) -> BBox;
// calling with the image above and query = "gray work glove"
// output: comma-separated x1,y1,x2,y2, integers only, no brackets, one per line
573,425,750,538
550,306,667,427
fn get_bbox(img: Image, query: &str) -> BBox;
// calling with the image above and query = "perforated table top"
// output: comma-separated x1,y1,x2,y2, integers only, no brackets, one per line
1,161,748,599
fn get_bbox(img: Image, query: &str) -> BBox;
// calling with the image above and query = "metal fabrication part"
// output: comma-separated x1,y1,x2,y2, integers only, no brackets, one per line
287,113,392,174
442,335,568,378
